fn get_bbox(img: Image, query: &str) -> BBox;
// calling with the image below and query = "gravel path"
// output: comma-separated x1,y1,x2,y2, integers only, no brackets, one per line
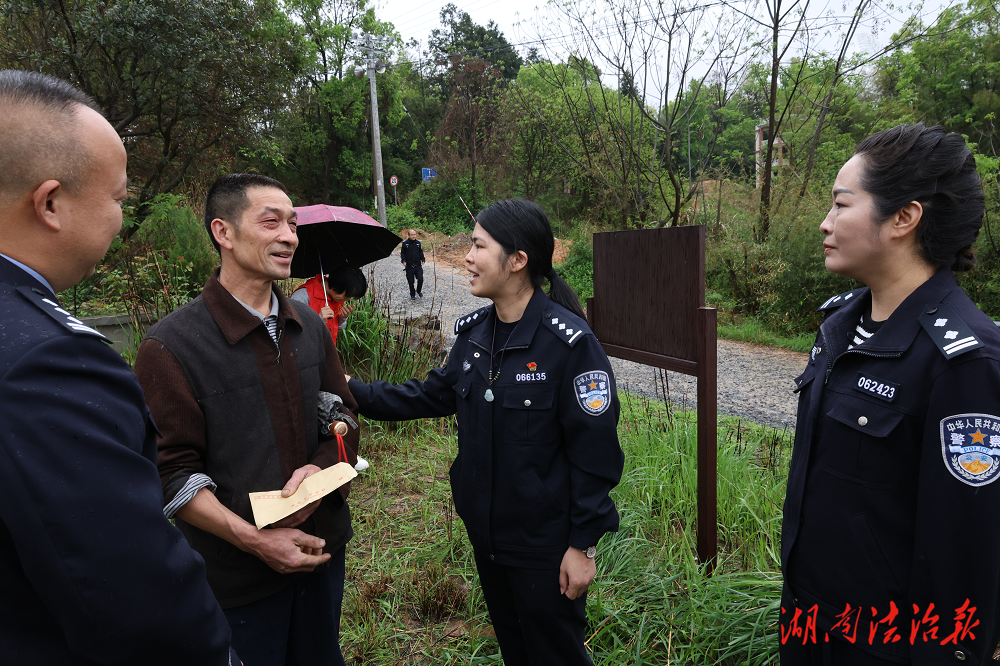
366,250,807,429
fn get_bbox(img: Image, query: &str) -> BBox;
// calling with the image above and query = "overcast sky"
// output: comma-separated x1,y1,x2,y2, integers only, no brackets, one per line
373,0,955,73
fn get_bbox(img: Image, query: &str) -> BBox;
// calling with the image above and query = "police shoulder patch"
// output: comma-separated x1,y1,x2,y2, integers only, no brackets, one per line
542,309,589,347
918,303,984,359
941,413,1000,487
574,370,611,416
817,287,867,312
454,306,491,334
17,285,108,341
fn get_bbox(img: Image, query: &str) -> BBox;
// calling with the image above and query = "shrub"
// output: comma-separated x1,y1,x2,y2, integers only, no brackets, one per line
385,205,424,235
555,229,594,308
401,177,481,236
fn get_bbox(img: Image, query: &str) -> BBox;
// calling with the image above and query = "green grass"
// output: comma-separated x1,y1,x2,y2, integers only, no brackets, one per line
342,393,790,664
717,319,815,354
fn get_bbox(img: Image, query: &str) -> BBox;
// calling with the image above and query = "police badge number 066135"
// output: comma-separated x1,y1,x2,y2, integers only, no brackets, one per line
940,413,1000,487
575,371,611,416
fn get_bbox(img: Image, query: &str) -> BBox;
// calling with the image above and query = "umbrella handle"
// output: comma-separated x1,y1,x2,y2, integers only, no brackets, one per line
318,251,329,308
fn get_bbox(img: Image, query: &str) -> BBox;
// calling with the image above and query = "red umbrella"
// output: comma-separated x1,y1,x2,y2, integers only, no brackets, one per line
290,204,402,279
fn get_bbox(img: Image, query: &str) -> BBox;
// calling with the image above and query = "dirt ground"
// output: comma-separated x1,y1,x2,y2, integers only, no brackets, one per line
400,229,572,273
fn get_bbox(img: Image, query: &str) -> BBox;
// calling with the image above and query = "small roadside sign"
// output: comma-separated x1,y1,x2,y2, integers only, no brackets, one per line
421,167,437,182
390,175,398,186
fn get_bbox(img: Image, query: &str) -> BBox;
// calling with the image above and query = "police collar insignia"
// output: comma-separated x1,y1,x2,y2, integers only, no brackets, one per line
941,413,1000,487
574,371,611,416
463,358,472,373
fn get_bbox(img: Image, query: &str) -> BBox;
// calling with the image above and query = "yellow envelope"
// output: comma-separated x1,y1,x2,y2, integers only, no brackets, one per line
249,462,358,529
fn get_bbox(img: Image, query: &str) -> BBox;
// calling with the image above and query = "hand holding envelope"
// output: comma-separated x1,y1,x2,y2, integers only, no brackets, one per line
249,462,358,530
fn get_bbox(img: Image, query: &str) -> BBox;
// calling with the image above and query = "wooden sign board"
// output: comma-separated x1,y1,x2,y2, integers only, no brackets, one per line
586,225,718,571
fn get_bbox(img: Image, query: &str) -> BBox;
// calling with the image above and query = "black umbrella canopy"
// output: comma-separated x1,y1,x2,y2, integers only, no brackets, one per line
290,205,402,278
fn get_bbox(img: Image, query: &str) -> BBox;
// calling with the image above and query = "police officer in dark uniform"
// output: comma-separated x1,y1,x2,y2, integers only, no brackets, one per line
349,200,624,666
400,228,425,299
0,71,234,664
781,124,1000,664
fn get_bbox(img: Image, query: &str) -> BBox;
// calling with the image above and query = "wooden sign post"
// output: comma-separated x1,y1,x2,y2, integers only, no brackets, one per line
586,226,718,571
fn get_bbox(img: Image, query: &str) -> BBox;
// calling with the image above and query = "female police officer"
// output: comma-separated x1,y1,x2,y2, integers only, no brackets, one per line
347,199,624,666
781,124,1000,664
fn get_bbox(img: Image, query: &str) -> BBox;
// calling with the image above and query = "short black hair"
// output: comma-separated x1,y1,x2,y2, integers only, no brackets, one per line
327,265,367,299
204,173,289,253
0,70,101,199
855,123,985,272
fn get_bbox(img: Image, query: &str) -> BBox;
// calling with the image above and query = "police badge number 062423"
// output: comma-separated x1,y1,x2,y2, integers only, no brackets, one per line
941,413,1000,487
575,371,611,416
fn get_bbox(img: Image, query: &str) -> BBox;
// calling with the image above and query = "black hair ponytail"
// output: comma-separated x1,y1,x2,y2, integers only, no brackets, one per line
476,199,586,318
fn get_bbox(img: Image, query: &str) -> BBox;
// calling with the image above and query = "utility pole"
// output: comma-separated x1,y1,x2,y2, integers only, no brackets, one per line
353,32,390,227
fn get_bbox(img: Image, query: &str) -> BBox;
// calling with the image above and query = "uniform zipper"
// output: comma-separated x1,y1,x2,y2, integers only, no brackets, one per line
468,339,530,352
820,321,902,384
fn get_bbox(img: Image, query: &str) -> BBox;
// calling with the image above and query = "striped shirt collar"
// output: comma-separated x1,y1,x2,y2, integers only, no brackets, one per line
232,291,280,344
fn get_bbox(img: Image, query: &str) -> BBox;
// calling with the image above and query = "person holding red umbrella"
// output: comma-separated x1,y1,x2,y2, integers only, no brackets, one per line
289,264,367,346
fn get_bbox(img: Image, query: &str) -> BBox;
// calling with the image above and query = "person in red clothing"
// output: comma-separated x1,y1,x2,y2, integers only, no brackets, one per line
290,265,367,346
291,265,371,473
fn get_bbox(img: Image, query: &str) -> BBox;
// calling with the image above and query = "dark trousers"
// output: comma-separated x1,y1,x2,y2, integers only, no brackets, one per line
223,546,346,666
405,263,423,297
474,550,593,666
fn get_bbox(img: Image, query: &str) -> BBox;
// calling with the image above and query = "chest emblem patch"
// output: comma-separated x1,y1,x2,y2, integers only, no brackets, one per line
462,358,472,373
940,413,1000,487
574,371,611,416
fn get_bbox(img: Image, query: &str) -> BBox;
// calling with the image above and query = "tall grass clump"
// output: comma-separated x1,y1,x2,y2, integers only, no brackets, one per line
341,380,791,664
335,272,445,387
584,393,788,665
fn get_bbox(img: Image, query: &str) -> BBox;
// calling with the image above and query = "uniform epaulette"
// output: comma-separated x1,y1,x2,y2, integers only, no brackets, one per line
541,308,589,347
918,303,984,359
817,287,867,312
454,306,491,334
17,285,108,342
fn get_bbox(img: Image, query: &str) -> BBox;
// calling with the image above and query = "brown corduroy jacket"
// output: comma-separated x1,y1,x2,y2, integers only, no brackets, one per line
135,271,359,608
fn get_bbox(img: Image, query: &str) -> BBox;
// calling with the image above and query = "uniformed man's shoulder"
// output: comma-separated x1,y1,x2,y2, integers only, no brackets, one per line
816,287,867,312
454,305,492,334
1,282,108,346
0,281,115,375
540,300,592,347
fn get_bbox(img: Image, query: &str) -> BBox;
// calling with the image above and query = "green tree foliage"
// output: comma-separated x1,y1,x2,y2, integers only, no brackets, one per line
0,0,301,211
243,0,403,208
427,3,522,86
876,0,1000,156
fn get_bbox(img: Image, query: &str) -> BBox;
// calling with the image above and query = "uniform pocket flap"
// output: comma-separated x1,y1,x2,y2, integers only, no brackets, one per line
503,388,554,410
793,368,817,394
827,395,905,437
453,376,472,400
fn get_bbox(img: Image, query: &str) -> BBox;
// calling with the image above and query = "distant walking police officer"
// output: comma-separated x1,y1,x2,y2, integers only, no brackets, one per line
781,124,1000,664
349,200,624,666
400,228,425,299
0,71,235,664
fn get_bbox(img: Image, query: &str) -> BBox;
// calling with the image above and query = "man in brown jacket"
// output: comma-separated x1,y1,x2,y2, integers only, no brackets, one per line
135,173,358,666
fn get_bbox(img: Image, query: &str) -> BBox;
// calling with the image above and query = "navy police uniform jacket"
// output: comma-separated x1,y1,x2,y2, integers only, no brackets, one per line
0,258,233,665
782,269,1000,663
400,238,425,265
349,288,624,566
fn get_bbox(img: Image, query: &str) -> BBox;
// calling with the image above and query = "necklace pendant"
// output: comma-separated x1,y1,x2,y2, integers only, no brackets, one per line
484,388,495,402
